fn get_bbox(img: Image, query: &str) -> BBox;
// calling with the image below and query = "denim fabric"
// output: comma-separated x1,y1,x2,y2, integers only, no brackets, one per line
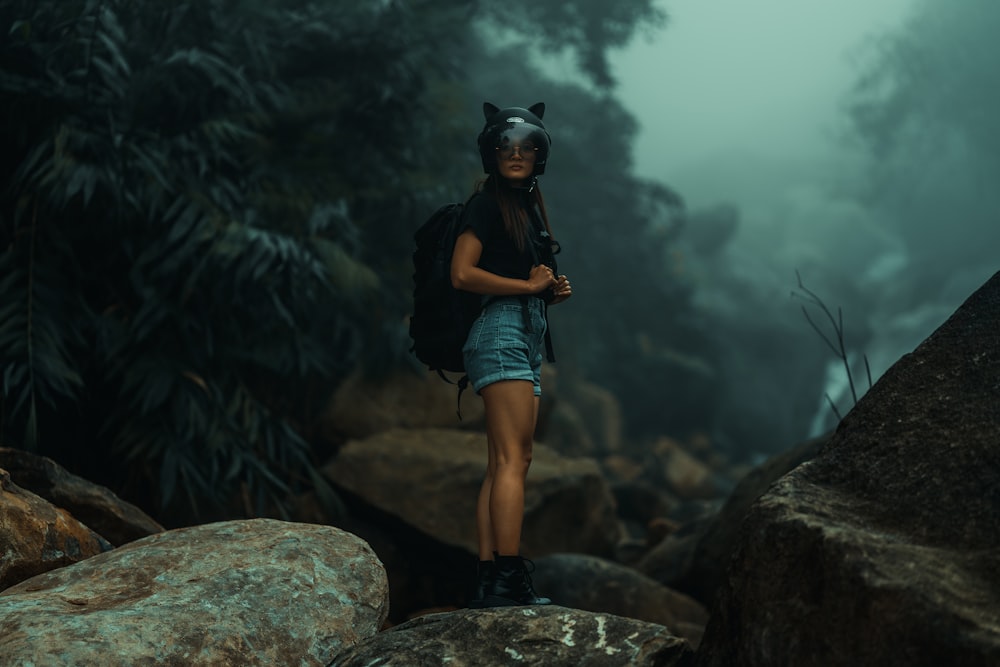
462,296,547,396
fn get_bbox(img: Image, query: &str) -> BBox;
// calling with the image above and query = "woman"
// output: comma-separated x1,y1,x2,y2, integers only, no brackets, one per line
450,102,572,608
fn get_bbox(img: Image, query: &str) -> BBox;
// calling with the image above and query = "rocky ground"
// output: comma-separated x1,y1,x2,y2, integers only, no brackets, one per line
1,270,998,665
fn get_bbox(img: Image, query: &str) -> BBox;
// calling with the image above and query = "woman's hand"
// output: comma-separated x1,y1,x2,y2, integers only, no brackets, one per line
527,264,557,294
549,274,572,305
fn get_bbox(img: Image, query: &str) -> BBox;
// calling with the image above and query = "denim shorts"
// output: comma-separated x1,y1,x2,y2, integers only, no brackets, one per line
463,296,547,396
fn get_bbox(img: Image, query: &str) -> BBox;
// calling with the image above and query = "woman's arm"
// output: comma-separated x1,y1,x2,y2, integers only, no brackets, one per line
451,229,556,296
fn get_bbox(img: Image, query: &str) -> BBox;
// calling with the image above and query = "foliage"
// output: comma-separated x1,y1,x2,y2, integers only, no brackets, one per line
476,0,667,88
849,0,1000,165
0,0,468,520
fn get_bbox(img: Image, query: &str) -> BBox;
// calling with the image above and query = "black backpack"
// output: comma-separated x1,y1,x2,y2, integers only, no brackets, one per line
409,200,481,380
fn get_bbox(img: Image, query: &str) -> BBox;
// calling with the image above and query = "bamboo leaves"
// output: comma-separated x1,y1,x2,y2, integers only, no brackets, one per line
0,0,424,516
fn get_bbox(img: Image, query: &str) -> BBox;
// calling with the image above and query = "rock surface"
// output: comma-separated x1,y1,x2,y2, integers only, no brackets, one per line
0,519,388,666
321,368,485,440
531,553,709,647
543,376,625,458
0,447,163,546
695,271,1000,667
324,428,622,557
637,434,827,604
649,437,720,500
330,606,695,666
0,468,112,592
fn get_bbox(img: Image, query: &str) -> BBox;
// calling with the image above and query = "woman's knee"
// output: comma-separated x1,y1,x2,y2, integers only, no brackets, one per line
495,447,532,474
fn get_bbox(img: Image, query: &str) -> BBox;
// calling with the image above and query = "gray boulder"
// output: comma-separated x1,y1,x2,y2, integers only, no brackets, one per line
0,519,388,666
695,271,1000,667
330,606,695,666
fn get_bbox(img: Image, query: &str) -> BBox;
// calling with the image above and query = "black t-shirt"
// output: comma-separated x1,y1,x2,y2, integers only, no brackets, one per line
460,191,532,280
459,191,555,281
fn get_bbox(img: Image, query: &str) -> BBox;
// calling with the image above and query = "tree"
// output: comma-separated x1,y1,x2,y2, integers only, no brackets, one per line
475,0,666,88
0,0,470,520
846,0,1000,306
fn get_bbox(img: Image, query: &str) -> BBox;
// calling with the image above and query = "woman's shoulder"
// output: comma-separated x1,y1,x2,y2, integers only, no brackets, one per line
462,189,501,227
464,189,498,214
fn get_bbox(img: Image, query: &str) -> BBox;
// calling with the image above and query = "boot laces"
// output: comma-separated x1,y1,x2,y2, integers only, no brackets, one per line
521,558,538,588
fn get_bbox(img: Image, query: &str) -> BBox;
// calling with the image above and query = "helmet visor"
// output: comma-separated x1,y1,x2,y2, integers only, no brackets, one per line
495,124,548,162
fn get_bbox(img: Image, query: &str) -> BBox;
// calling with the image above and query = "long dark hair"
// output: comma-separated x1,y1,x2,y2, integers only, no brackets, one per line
475,175,554,252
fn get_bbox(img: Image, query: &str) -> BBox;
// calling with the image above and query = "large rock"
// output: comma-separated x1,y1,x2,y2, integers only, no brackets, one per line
542,399,598,458
0,468,112,592
531,553,709,647
324,428,622,558
543,374,625,458
320,368,485,440
636,434,827,604
648,437,722,501
696,272,1000,667
330,606,695,666
0,519,388,666
0,447,163,546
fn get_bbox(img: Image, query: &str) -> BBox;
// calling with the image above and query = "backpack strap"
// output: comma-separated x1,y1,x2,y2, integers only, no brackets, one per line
542,302,555,364
436,369,471,420
524,208,556,364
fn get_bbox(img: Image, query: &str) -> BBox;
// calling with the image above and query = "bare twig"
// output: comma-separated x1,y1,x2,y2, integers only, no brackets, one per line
792,270,872,420
824,392,843,422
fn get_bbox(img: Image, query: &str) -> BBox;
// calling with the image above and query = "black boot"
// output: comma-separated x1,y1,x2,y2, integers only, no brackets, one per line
468,560,496,609
480,555,552,607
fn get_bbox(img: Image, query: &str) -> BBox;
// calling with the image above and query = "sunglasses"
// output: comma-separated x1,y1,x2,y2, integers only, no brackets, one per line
495,143,538,160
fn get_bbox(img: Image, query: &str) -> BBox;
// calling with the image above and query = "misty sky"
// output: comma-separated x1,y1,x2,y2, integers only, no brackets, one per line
605,0,939,433
611,0,915,202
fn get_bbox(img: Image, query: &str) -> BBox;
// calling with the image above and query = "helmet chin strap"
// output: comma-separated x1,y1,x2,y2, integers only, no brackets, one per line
510,175,537,193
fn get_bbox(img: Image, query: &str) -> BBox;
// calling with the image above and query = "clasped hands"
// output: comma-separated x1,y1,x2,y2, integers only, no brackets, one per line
528,264,572,305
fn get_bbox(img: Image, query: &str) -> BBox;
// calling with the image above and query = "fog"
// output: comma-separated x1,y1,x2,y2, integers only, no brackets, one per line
614,0,915,183
599,0,997,442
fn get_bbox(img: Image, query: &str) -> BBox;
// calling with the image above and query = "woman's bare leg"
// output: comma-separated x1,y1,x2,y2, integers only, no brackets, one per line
480,379,537,556
476,431,497,561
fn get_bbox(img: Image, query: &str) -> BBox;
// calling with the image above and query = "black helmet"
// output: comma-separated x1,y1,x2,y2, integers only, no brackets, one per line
477,102,551,176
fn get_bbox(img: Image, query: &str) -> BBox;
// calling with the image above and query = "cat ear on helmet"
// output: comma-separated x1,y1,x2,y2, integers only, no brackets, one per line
528,102,545,119
483,102,500,119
